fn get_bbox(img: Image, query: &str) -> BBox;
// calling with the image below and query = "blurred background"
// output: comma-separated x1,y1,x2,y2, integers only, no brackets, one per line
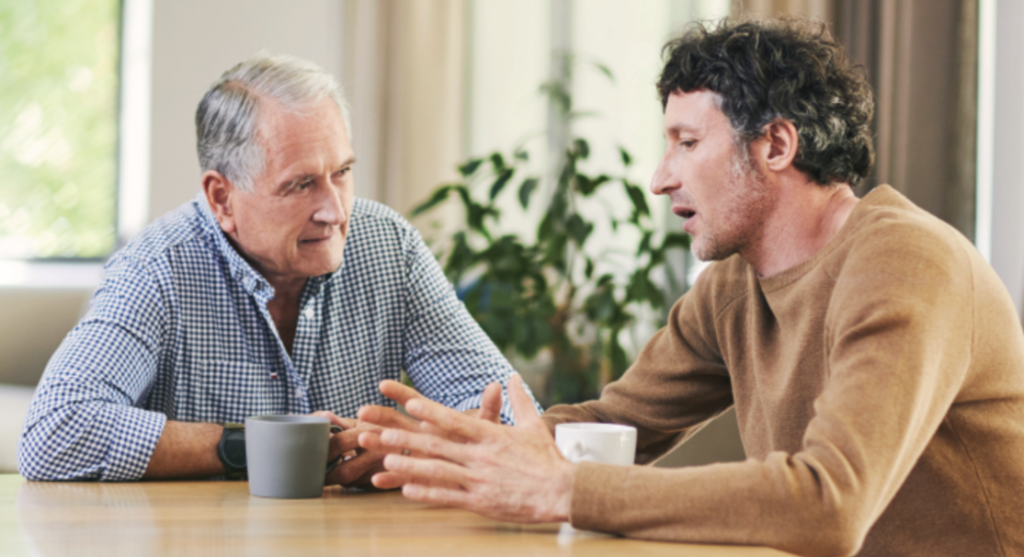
0,0,1018,471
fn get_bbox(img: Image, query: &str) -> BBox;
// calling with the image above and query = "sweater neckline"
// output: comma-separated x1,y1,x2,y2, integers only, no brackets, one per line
756,185,901,293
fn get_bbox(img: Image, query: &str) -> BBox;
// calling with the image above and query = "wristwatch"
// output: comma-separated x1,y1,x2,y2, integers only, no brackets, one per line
217,423,247,480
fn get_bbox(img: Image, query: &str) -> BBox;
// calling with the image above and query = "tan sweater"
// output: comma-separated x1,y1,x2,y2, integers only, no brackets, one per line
543,186,1024,557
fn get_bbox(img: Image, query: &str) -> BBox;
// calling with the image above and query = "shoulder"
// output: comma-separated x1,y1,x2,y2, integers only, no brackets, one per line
830,187,973,287
111,197,211,270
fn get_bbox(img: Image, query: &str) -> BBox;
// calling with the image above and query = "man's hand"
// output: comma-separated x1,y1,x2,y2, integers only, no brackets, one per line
315,380,505,488
311,411,388,488
357,374,575,523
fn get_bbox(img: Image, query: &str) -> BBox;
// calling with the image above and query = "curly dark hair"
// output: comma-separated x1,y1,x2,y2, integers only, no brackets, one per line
658,19,875,186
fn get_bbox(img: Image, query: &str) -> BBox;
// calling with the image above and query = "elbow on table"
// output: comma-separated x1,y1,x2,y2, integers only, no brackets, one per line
16,420,97,482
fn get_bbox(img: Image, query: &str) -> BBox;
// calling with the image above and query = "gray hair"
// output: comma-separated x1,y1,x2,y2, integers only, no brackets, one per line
195,52,353,191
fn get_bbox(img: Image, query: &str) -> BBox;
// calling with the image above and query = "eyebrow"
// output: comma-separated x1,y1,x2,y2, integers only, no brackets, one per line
276,156,357,193
665,123,701,138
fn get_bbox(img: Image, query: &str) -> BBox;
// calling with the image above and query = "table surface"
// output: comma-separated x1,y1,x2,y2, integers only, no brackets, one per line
0,474,795,556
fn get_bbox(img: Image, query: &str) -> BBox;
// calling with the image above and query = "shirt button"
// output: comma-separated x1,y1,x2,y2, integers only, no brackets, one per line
302,307,314,319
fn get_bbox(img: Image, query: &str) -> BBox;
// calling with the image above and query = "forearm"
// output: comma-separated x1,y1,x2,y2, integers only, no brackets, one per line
142,421,224,479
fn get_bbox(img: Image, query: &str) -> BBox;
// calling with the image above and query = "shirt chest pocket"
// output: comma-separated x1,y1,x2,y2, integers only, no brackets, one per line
174,359,288,423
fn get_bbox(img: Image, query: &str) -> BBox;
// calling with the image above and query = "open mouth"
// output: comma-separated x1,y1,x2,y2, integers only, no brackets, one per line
674,207,696,219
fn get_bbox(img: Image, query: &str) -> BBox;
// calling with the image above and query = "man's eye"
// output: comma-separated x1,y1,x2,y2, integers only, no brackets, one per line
296,180,314,190
681,140,697,149
333,167,351,179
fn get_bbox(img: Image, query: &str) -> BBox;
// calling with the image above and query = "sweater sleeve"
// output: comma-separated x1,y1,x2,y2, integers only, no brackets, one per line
563,223,975,557
542,263,737,464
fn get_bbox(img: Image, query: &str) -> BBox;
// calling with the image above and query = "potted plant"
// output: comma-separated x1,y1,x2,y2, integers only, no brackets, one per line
413,61,690,406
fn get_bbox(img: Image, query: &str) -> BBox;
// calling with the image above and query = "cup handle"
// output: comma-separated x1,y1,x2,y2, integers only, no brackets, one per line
326,425,345,475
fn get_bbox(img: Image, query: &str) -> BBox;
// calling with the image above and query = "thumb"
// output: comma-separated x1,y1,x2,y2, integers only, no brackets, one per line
477,382,503,424
508,374,541,426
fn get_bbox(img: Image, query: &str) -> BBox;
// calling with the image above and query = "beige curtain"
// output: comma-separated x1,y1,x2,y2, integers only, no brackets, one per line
833,0,978,240
732,0,832,21
342,0,467,224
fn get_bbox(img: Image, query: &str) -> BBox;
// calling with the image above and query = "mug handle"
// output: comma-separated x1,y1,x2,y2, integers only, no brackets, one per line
326,425,344,475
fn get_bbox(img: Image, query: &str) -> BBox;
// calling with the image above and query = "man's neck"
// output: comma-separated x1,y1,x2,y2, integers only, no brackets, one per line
743,177,859,278
265,276,305,355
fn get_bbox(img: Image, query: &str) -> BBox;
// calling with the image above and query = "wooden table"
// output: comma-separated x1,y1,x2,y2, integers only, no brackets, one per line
0,474,794,556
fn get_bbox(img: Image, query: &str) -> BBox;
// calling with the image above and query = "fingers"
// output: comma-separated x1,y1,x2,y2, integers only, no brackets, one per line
331,428,363,454
310,410,348,428
378,380,423,407
382,453,470,487
508,374,541,426
370,470,462,491
401,483,473,508
326,449,386,488
357,405,419,432
477,382,503,424
404,397,491,442
359,428,470,464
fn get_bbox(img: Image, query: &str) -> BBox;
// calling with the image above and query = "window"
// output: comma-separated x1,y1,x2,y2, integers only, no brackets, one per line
0,0,121,259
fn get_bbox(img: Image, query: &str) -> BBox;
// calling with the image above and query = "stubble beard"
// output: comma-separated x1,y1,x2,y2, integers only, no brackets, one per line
690,144,772,262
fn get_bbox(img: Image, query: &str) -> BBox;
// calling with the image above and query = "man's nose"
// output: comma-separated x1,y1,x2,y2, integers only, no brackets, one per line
312,180,345,225
650,154,679,196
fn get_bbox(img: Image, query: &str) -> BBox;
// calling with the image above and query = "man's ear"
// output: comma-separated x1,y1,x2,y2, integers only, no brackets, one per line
201,170,237,234
759,118,800,173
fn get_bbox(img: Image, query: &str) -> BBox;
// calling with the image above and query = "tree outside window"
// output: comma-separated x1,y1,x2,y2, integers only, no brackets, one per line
0,0,120,259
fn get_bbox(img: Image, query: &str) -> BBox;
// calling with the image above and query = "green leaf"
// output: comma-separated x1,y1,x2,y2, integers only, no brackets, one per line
637,231,653,255
584,257,594,279
625,184,650,217
619,147,632,167
662,232,691,250
458,159,484,177
576,173,609,196
411,185,453,216
539,80,572,114
514,149,529,161
490,152,506,171
518,178,539,209
566,214,592,246
489,169,514,200
593,62,615,82
573,138,590,159
608,334,630,379
626,270,664,307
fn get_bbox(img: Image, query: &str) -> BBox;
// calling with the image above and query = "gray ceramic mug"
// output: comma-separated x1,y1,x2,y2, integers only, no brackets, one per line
245,415,332,499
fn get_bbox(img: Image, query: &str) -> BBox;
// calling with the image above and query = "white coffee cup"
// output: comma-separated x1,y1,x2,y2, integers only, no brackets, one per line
555,423,637,466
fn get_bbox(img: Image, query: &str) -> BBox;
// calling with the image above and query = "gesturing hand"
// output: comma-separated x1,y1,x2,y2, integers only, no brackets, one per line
317,380,506,489
357,374,575,523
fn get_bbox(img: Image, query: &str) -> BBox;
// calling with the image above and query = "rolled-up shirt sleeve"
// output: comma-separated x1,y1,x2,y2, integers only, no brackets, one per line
18,256,168,481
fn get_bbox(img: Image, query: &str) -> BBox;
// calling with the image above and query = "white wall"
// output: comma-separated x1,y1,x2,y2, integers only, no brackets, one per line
990,0,1024,317
147,0,347,220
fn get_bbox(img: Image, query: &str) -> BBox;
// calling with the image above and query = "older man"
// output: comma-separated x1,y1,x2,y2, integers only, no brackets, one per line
356,20,1024,556
18,53,537,485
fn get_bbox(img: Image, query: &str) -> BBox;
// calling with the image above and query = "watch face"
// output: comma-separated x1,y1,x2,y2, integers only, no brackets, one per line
224,432,247,468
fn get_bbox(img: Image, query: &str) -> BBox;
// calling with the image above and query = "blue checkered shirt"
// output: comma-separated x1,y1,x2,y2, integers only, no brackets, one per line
18,194,539,481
